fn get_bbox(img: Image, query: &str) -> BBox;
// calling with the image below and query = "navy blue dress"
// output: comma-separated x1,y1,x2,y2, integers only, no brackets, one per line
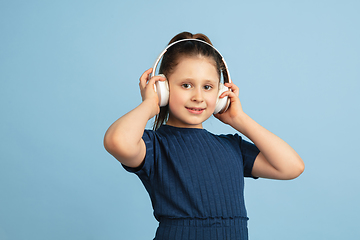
123,125,260,240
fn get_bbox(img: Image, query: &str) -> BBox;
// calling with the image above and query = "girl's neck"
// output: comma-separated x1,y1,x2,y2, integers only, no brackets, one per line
165,119,203,129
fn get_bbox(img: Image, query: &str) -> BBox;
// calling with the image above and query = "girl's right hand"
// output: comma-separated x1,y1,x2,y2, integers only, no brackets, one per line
139,68,166,118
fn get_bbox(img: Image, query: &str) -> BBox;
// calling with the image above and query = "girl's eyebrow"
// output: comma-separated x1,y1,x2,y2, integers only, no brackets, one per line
180,78,218,83
203,79,219,85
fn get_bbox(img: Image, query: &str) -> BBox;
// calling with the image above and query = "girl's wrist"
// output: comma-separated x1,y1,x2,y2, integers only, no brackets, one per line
141,99,159,118
231,112,253,135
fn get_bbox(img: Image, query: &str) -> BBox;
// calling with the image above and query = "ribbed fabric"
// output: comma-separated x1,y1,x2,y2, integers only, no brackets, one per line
123,125,260,240
155,217,249,240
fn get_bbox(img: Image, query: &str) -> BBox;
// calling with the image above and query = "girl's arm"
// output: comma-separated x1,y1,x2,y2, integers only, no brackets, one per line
103,68,165,168
215,83,305,180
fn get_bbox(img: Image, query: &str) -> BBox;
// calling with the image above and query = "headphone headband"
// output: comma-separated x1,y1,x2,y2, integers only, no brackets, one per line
151,38,231,84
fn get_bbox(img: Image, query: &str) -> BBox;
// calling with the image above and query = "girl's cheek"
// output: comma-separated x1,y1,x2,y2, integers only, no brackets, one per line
210,93,219,105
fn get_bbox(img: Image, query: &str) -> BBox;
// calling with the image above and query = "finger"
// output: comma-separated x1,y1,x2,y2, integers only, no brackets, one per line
139,68,153,89
219,89,238,101
139,68,153,82
147,75,166,88
140,68,153,81
225,82,239,97
224,82,239,92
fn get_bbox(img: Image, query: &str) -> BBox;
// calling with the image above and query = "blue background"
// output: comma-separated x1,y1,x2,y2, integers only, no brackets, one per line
1,0,359,239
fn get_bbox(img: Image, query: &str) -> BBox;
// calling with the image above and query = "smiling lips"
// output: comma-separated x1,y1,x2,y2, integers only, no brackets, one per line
186,107,205,114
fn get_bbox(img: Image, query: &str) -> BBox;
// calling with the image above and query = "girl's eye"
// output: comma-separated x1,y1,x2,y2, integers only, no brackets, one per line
182,83,191,89
204,85,212,90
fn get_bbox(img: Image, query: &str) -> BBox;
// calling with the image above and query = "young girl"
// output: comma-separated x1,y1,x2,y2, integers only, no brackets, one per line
104,32,304,240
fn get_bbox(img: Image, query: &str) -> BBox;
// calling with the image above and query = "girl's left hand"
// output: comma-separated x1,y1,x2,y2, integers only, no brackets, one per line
216,82,305,180
214,82,246,126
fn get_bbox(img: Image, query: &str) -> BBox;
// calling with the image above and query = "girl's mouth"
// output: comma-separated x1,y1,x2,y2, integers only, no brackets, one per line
186,107,205,114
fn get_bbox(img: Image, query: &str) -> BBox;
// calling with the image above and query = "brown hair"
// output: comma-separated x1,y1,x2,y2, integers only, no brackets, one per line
153,32,224,130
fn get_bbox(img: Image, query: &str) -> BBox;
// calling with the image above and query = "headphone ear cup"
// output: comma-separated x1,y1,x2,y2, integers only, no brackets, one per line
214,83,229,114
155,74,169,107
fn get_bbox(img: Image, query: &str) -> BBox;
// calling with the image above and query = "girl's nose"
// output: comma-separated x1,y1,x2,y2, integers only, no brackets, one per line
191,87,204,102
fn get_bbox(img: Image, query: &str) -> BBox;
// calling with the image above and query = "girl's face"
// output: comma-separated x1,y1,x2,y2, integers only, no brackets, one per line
166,56,220,128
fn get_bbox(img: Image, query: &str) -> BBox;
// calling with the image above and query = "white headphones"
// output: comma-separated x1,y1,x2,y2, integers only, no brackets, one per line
150,38,231,114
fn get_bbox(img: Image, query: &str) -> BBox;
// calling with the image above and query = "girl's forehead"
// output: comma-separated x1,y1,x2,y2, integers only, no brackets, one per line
176,56,216,69
169,57,220,84
177,55,217,66
173,56,218,74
